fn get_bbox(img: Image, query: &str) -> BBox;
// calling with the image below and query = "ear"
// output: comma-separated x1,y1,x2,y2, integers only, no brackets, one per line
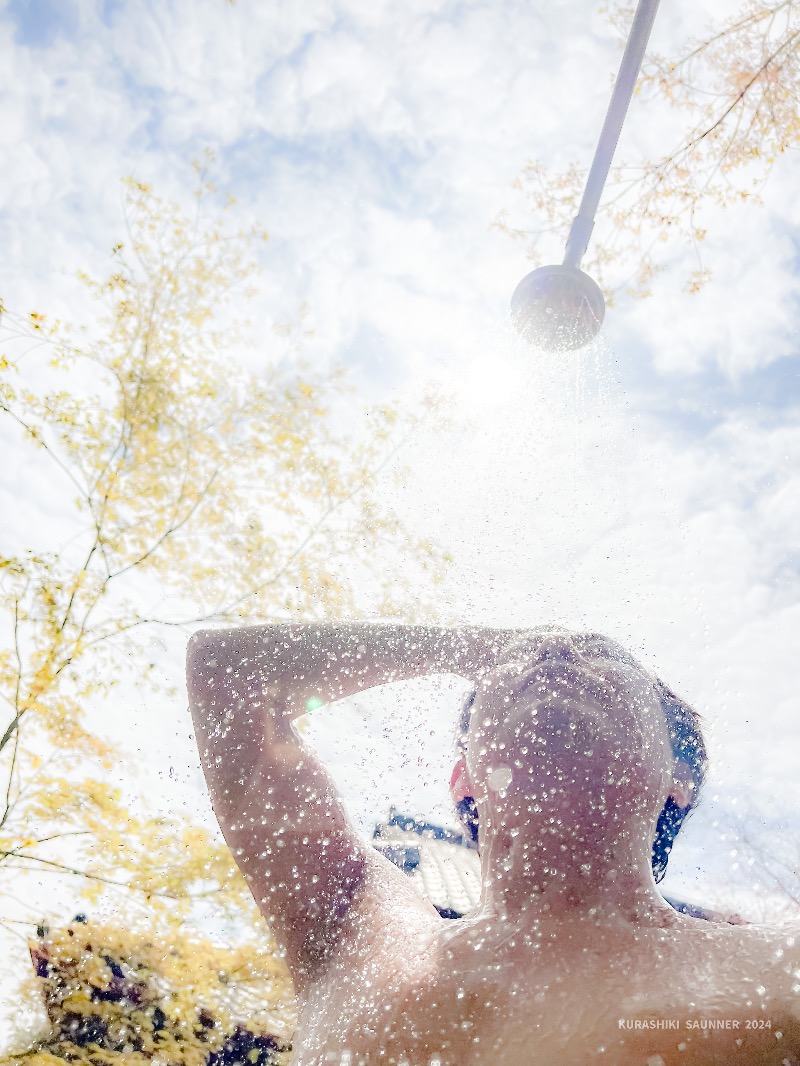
450,756,474,805
669,760,696,809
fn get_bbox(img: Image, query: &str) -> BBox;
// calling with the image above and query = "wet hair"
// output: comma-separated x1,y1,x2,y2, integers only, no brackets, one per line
649,679,707,881
453,674,707,884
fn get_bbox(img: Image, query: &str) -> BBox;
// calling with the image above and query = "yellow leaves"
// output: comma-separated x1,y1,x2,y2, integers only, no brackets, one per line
186,305,213,329
685,270,712,296
19,918,289,1065
123,178,152,196
0,167,447,1032
104,273,129,291
180,825,212,852
25,776,122,829
10,1053,67,1066
27,915,297,1040
0,556,24,580
375,403,399,427
24,422,44,445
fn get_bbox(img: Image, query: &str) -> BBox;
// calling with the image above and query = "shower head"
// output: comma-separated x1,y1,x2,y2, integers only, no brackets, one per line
510,264,605,352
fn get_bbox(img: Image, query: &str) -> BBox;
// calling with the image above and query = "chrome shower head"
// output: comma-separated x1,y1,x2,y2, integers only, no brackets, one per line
510,264,605,352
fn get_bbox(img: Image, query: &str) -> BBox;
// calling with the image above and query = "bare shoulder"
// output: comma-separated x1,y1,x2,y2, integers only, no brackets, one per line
756,918,800,993
726,916,800,962
329,847,443,964
689,917,800,1020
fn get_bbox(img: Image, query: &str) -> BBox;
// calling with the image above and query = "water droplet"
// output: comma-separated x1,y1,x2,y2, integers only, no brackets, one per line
487,767,513,791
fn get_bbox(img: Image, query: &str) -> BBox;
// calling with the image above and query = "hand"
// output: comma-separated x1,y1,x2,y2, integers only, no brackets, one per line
492,629,552,672
500,632,543,662
471,656,543,710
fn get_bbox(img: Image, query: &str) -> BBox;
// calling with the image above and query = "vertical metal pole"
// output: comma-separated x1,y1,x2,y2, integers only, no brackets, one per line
563,0,662,270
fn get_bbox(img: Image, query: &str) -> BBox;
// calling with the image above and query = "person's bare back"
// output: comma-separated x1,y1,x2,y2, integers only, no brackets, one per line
187,623,800,1065
294,888,800,1064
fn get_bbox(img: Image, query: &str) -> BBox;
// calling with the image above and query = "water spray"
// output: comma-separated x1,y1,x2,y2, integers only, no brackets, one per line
511,0,662,351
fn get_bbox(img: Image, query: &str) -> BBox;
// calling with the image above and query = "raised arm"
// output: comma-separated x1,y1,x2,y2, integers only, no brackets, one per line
186,622,509,987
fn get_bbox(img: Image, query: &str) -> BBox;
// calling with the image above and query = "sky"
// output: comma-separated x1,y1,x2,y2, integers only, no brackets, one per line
2,0,800,1039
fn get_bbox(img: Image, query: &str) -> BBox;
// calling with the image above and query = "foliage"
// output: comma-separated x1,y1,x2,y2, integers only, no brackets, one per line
2,916,294,1066
0,169,448,1029
497,0,800,298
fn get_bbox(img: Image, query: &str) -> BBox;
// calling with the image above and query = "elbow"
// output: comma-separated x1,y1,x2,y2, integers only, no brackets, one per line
186,625,243,666
185,627,232,710
186,628,217,683
186,627,215,659
186,626,262,708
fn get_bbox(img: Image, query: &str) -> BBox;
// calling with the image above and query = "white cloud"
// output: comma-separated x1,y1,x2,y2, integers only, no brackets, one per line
616,192,800,377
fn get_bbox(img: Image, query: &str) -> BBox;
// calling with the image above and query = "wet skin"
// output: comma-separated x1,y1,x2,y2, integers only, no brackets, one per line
187,624,800,1066
296,888,800,1065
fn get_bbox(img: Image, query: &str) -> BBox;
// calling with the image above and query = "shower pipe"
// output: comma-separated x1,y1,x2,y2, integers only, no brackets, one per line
563,0,663,271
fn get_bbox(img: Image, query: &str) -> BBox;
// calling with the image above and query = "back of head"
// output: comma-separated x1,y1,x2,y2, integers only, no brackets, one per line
650,679,707,881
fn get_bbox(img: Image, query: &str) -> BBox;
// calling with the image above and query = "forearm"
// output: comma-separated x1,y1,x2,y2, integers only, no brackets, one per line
282,621,514,698
187,621,518,721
